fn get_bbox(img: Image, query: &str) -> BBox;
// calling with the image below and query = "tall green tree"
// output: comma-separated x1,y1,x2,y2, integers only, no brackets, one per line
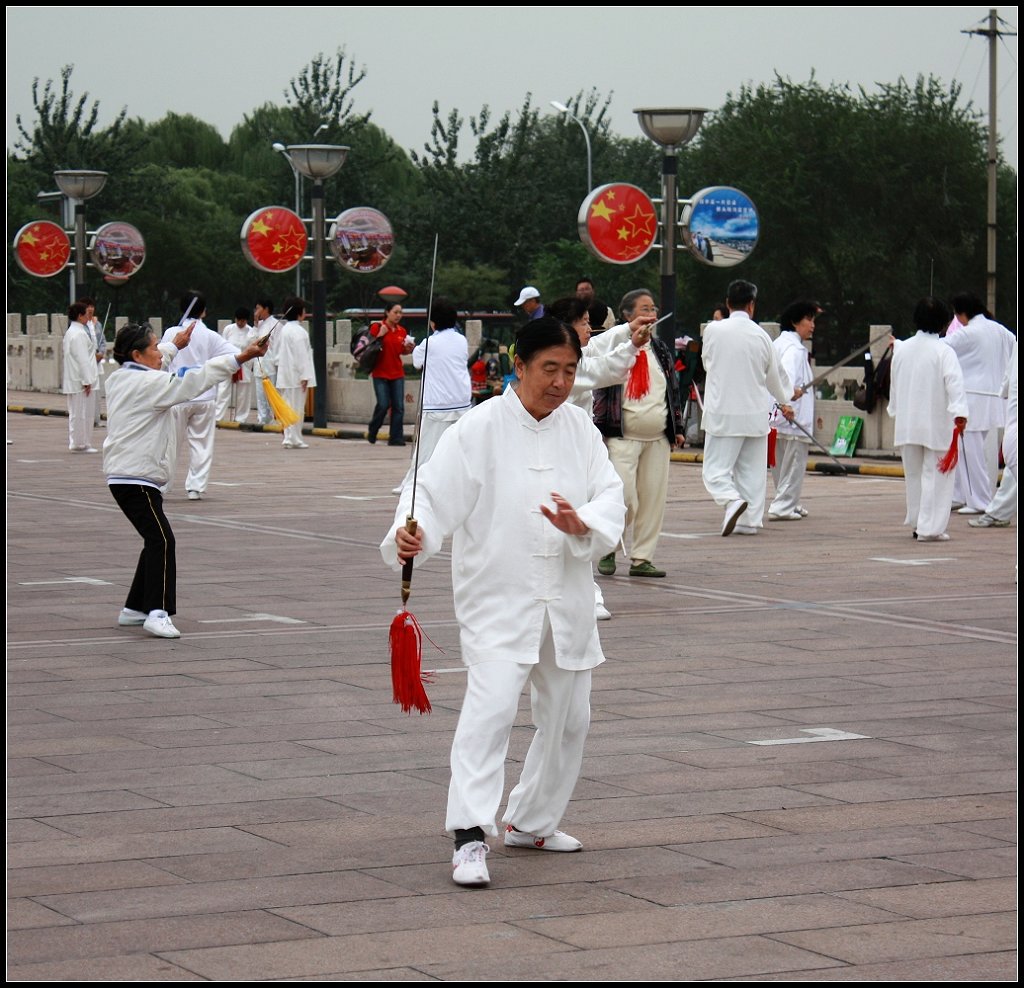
681,74,1016,355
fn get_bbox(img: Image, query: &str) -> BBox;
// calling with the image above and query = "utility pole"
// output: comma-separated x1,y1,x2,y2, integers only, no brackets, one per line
962,8,1015,315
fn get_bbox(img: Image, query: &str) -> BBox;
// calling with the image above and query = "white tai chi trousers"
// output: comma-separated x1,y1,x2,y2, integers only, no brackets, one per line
170,400,218,495
215,379,253,423
702,433,769,528
280,387,306,446
900,444,956,538
605,435,670,563
769,435,810,516
446,620,592,839
953,429,999,512
67,390,97,450
984,469,1017,522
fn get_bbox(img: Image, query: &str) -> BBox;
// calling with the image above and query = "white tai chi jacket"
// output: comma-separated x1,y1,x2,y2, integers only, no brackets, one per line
273,320,316,390
888,332,968,450
62,321,99,394
381,386,625,670
702,312,792,436
160,319,239,403
570,323,639,411
943,314,1015,433
768,330,813,438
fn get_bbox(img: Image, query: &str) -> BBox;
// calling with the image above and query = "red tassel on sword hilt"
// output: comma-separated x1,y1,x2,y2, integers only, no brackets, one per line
937,426,961,474
389,608,432,715
625,348,651,400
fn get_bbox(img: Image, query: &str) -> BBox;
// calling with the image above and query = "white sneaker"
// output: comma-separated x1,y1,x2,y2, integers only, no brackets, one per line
733,524,758,535
70,446,99,453
957,506,983,515
595,604,612,621
504,825,582,852
118,607,148,627
143,610,181,639
722,499,747,537
391,486,404,495
187,490,201,501
968,514,1011,528
768,510,802,521
796,506,809,517
916,533,951,542
452,840,490,886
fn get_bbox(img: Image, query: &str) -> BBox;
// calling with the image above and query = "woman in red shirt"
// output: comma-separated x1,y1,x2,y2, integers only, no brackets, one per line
368,302,414,445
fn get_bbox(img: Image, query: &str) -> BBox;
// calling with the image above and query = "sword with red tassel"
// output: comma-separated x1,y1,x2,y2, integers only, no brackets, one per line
389,235,440,715
624,312,673,400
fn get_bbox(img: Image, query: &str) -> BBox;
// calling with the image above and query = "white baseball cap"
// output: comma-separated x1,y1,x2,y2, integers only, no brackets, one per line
514,286,540,306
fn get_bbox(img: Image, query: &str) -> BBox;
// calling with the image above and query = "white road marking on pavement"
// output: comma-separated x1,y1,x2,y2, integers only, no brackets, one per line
19,577,112,586
870,557,956,566
660,532,706,539
198,613,306,625
746,727,871,746
334,495,395,501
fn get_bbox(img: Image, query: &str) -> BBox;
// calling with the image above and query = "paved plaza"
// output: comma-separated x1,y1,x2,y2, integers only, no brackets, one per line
6,400,1017,981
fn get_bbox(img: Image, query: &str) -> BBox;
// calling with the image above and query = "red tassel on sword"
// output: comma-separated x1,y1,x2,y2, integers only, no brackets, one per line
937,418,967,474
388,517,433,714
625,349,650,400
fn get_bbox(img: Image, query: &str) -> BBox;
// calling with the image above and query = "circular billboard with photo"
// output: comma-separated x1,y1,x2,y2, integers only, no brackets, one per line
330,207,394,273
91,221,146,279
578,182,658,264
241,206,308,273
680,186,759,267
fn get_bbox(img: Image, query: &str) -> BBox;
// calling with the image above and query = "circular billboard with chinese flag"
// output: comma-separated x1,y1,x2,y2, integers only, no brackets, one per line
13,221,71,277
680,186,759,267
241,207,308,273
91,221,146,279
330,207,394,273
577,183,658,264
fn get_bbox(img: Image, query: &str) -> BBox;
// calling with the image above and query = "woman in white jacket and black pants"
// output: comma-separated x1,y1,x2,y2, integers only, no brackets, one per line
104,321,267,638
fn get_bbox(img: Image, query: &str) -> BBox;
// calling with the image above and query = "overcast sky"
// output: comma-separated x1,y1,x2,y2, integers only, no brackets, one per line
6,6,1018,170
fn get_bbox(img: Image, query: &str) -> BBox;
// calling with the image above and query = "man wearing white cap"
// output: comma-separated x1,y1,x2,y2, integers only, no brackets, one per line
515,286,545,321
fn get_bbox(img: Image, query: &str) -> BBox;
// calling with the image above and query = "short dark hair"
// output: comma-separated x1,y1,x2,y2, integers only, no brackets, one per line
726,280,757,309
515,316,583,364
547,296,589,325
950,292,985,319
383,300,403,315
113,322,157,365
282,296,307,320
234,307,251,322
76,296,96,308
576,276,595,289
779,300,819,331
255,297,273,312
430,297,458,329
180,290,206,317
619,289,655,320
712,303,729,320
914,296,952,334
68,301,89,322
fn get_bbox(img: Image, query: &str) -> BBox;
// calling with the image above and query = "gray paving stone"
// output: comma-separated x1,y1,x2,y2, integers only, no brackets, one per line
6,406,1015,980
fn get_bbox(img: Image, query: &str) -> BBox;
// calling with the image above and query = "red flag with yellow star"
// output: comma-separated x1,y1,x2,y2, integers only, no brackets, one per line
577,183,658,264
240,207,308,273
13,221,71,278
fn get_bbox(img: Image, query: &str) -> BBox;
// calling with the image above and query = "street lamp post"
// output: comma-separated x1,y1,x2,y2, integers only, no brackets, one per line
273,126,330,298
277,144,349,429
53,169,108,303
633,108,705,348
550,101,593,194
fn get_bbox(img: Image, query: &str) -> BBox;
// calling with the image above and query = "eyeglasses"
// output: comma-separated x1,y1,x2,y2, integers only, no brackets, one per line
636,305,659,314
